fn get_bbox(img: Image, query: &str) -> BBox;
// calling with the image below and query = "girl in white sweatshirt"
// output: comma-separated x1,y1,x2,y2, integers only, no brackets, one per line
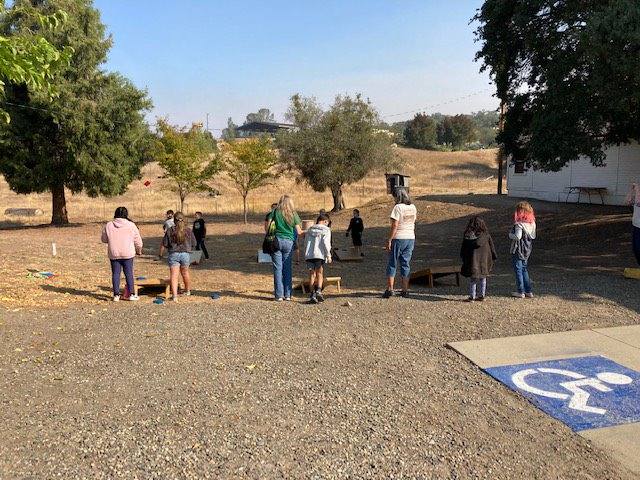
509,201,537,298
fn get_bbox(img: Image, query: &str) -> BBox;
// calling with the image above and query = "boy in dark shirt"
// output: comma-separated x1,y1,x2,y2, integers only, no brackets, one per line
346,209,364,256
193,211,209,259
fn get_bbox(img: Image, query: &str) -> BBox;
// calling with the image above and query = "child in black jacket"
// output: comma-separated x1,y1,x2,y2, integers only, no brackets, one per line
346,209,365,256
460,216,497,302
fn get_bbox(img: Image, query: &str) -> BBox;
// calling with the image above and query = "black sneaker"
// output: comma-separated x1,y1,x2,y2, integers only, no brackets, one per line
476,296,485,302
309,293,318,304
400,290,410,298
383,289,395,299
316,291,325,302
466,296,475,302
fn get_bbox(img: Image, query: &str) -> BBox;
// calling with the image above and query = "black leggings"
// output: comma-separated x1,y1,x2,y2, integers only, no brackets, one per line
110,258,134,296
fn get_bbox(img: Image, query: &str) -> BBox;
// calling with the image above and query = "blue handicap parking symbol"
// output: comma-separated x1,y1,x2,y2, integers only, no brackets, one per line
485,356,640,431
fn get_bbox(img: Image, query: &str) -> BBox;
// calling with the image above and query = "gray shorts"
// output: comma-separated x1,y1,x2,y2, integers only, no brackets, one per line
306,259,324,270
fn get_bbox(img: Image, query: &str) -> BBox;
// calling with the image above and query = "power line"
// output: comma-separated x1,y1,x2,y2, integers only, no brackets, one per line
382,88,494,119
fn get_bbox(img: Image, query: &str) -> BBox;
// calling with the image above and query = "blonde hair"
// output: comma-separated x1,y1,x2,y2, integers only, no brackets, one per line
514,201,535,224
277,195,296,226
172,211,186,244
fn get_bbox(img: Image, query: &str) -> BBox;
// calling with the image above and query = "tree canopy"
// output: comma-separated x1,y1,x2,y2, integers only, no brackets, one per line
0,1,73,122
475,0,640,171
219,138,278,224
154,119,218,212
404,113,437,149
0,0,152,224
244,108,275,124
278,93,393,211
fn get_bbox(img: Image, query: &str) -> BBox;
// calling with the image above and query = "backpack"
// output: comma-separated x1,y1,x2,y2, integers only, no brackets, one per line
262,210,280,254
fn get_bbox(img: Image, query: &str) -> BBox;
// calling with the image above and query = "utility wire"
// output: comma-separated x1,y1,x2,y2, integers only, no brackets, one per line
382,88,494,119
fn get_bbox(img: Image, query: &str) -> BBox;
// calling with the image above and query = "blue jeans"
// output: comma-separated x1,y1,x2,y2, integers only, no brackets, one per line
512,254,532,294
386,239,414,278
110,257,134,296
271,238,294,299
633,226,640,266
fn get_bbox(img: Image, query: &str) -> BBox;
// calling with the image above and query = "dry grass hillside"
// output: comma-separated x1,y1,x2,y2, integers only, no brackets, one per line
0,148,499,225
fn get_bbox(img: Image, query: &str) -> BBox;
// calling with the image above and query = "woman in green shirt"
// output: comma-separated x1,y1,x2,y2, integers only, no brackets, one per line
265,195,302,300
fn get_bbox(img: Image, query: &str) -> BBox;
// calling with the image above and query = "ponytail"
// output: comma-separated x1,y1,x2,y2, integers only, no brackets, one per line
172,211,186,244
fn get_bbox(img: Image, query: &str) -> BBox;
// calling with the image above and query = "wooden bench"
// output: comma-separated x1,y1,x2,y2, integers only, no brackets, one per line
409,266,461,288
133,278,179,299
296,276,342,294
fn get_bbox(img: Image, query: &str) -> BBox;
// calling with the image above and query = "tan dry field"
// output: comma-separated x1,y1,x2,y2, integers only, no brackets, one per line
0,148,500,310
0,147,499,225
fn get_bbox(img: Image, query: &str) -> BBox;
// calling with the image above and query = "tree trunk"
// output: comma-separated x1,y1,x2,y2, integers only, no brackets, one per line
180,192,185,213
243,194,248,224
331,185,345,212
51,183,69,225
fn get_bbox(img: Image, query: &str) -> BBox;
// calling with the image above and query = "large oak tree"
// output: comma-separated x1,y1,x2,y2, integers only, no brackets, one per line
278,94,393,211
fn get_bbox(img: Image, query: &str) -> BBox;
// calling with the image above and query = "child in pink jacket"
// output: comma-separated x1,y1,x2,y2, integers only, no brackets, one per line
101,206,143,301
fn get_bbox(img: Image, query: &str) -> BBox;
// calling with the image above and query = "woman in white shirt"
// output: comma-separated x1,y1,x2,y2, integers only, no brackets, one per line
384,189,417,298
624,183,640,265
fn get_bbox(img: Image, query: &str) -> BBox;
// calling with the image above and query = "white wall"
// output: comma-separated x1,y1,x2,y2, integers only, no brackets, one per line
507,143,639,205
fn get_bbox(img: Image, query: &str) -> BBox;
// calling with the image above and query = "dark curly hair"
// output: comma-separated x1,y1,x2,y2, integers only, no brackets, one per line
464,216,488,236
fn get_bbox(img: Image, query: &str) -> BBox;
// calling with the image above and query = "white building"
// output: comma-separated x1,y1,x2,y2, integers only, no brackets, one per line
507,142,640,205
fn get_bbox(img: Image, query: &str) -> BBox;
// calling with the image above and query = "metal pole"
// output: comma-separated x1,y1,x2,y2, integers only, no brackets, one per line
498,102,505,195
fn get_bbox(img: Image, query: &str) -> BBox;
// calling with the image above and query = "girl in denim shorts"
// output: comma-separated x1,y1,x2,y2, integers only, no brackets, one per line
159,211,197,301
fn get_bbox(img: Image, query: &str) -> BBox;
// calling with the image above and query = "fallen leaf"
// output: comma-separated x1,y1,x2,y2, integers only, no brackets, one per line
246,364,256,371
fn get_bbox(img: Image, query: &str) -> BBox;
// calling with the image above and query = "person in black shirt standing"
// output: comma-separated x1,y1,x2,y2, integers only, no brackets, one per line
193,211,209,259
346,209,365,256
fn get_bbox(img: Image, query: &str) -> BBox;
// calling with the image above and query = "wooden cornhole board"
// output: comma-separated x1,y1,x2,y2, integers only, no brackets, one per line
134,278,179,299
296,276,342,294
257,249,272,263
624,268,640,280
332,247,363,263
189,250,203,265
410,266,461,288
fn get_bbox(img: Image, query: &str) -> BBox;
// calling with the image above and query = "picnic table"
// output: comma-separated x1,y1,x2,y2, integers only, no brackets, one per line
565,186,606,205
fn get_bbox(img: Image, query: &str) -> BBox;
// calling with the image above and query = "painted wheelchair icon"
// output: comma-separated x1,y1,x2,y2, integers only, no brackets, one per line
512,367,633,415
485,356,640,431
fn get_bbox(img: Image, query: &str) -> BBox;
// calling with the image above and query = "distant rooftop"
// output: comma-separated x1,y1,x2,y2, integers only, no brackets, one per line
235,121,296,134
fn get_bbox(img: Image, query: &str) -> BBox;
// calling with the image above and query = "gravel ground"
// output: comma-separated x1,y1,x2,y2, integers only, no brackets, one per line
1,276,638,479
2,195,639,478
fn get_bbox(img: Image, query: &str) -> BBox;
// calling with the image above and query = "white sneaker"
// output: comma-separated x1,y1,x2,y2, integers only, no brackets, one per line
511,292,525,298
113,295,120,302
171,296,179,302
525,292,534,298
128,295,139,301
184,291,191,296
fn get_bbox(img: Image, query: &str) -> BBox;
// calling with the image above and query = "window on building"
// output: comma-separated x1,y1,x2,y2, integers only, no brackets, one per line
514,160,526,174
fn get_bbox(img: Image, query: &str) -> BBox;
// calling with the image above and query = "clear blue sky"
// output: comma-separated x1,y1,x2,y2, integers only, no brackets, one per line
94,0,497,131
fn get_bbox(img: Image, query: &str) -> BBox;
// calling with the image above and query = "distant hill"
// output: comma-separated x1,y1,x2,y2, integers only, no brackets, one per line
0,148,499,224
